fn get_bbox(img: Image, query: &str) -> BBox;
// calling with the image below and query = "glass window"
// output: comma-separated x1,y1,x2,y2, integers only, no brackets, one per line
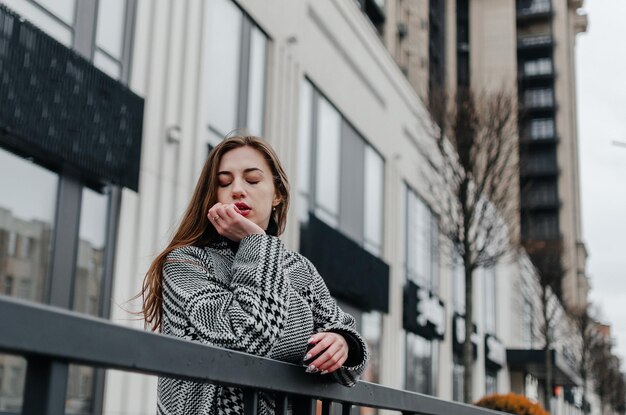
486,371,498,395
297,80,313,222
453,253,465,313
452,359,464,402
94,50,122,80
530,118,555,140
364,147,384,255
246,26,267,136
484,267,496,334
0,147,58,412
73,187,108,317
3,0,73,46
523,298,534,348
314,96,341,226
0,147,57,303
406,333,435,395
205,0,243,136
95,0,126,60
525,88,554,108
362,311,382,384
33,0,76,25
524,58,552,76
406,188,439,290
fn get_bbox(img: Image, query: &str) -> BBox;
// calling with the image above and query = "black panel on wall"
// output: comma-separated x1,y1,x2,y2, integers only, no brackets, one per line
0,4,144,190
299,213,389,313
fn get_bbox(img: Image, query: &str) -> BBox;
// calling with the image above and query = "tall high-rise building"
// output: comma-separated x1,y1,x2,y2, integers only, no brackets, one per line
372,0,589,311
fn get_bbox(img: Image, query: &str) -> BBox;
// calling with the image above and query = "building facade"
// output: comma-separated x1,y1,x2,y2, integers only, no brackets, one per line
0,0,591,414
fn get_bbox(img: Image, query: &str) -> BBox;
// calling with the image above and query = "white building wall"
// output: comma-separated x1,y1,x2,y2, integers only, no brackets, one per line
101,0,530,413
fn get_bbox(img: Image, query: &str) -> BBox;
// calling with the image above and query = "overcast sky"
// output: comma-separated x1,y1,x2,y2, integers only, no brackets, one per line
576,0,626,367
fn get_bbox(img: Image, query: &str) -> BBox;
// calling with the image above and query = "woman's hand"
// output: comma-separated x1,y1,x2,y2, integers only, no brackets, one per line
304,332,349,375
208,203,265,241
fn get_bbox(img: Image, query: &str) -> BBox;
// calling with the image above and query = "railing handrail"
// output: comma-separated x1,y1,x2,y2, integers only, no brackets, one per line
0,296,505,414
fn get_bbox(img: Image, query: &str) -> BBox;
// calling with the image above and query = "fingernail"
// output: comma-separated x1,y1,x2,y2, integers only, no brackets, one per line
305,364,316,373
320,370,328,375
304,353,311,361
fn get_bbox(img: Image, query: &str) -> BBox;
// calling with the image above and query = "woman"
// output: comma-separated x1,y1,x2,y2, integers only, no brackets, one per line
141,135,369,414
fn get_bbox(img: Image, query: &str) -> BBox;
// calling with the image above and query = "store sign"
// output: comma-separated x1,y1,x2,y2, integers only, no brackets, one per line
452,313,479,359
485,334,506,369
402,280,446,340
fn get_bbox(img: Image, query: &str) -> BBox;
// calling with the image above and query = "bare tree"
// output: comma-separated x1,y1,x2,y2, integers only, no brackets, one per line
425,87,519,402
568,301,595,413
526,239,565,406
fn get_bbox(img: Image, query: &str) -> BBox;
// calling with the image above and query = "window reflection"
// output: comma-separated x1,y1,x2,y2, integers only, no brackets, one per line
406,333,434,394
0,147,58,411
314,97,341,226
66,187,109,413
247,26,267,136
205,0,242,136
95,0,126,60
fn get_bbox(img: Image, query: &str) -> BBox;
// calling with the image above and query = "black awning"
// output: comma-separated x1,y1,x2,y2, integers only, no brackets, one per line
299,213,389,313
507,349,581,386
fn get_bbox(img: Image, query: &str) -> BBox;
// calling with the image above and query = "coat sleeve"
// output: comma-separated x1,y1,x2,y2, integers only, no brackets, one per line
304,258,369,387
162,234,290,356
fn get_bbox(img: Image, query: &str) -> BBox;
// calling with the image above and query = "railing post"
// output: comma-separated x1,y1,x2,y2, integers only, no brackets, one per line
321,400,333,415
243,389,259,415
22,357,69,415
342,403,353,415
293,396,316,415
275,394,289,415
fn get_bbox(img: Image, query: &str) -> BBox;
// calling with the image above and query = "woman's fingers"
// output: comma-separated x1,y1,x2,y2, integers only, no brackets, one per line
305,332,349,374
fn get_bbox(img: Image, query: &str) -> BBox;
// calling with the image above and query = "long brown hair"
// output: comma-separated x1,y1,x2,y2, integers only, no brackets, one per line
141,135,290,331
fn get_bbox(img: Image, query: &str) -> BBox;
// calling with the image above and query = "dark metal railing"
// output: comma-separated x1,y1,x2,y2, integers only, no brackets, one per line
0,296,508,415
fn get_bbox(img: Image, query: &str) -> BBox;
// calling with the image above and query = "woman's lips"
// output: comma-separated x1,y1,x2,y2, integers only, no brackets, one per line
234,202,251,216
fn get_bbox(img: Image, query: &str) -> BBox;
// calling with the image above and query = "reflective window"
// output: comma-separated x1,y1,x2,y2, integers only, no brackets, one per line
246,26,267,136
0,147,58,411
405,333,435,394
530,118,555,140
206,0,242,136
362,311,382,384
406,188,439,290
2,0,73,45
486,370,498,395
364,147,384,255
452,359,464,402
297,80,314,222
484,267,496,334
33,0,76,25
205,0,268,138
523,298,534,348
73,187,108,317
314,96,341,226
95,0,126,60
453,253,465,313
524,58,552,76
525,88,554,108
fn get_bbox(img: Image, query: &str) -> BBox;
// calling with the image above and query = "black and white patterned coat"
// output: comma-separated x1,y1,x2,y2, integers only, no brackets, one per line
157,233,369,415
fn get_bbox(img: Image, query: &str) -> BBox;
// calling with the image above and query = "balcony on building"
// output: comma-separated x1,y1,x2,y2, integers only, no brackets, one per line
521,188,561,210
520,117,559,145
518,34,554,51
520,151,559,177
521,88,557,114
517,0,553,21
519,57,556,85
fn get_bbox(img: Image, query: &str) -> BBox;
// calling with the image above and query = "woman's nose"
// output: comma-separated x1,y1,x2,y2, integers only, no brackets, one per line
231,179,246,198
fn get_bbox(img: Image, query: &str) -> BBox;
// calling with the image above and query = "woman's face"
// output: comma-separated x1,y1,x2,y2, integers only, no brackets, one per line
216,146,280,231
